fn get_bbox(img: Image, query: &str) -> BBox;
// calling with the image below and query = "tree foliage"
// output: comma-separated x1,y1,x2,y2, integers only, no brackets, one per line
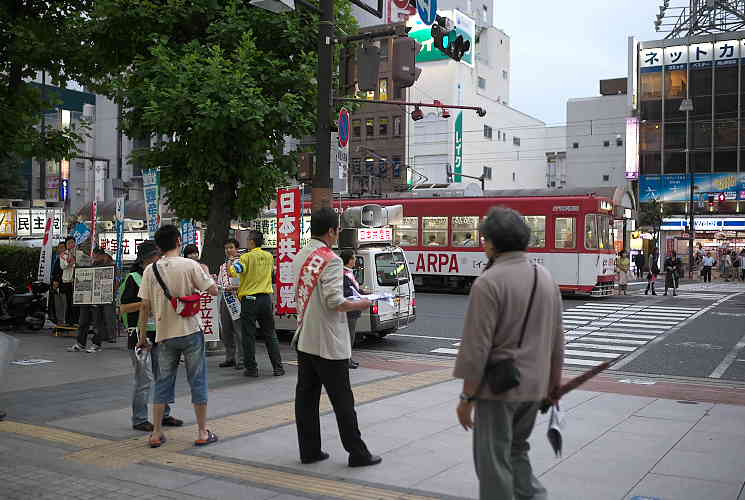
638,199,671,247
0,0,88,162
79,0,358,269
0,156,28,199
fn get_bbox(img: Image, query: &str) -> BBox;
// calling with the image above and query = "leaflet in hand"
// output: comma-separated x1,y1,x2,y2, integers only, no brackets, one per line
356,293,394,305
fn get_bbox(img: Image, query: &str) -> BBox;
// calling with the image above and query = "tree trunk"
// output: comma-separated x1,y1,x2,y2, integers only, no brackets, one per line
203,179,233,274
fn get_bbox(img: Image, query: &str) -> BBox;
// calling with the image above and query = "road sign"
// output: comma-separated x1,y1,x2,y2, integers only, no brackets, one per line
416,0,437,25
338,108,350,148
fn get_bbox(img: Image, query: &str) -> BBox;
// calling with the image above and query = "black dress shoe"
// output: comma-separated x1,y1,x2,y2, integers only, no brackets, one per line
0,410,7,421
219,360,235,368
348,360,359,369
244,369,259,378
348,454,382,467
301,451,330,464
234,363,244,370
273,367,286,376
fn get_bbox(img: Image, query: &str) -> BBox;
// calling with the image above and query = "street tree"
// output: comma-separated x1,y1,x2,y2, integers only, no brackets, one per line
638,199,671,249
0,0,88,163
78,0,357,270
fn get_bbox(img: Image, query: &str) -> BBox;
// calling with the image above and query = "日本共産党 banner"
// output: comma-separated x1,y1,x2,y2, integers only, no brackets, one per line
275,187,302,315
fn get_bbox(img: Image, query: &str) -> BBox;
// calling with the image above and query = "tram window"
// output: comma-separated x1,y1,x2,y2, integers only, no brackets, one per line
451,216,480,247
598,214,612,249
375,251,410,286
393,217,419,247
524,216,546,248
585,215,599,249
584,214,612,249
423,217,448,246
555,217,576,249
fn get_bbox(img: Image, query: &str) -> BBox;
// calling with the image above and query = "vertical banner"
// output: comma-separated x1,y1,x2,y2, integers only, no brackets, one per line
275,187,302,315
180,219,197,250
37,217,54,283
89,200,98,257
199,291,220,342
115,197,125,270
454,111,463,182
142,168,161,239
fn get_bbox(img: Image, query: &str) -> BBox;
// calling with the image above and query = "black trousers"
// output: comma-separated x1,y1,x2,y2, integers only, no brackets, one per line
240,294,282,371
60,282,78,325
295,350,370,461
702,267,712,282
76,305,103,347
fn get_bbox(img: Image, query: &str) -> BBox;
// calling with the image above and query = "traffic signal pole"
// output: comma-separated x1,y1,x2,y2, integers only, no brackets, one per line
312,0,335,211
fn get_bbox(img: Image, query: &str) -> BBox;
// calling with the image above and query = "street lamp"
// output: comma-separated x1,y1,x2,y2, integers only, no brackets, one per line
680,97,694,276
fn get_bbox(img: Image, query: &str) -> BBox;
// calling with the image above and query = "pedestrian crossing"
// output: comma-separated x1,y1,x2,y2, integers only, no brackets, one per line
426,302,705,368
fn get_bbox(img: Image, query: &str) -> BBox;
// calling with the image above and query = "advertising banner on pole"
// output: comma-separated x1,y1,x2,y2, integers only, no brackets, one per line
143,168,161,239
275,187,302,315
180,219,197,251
89,200,98,258
37,217,54,283
454,111,463,182
115,197,125,270
71,222,91,245
640,172,745,202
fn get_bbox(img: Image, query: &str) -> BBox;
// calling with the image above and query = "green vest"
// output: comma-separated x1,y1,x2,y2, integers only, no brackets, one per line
118,272,154,330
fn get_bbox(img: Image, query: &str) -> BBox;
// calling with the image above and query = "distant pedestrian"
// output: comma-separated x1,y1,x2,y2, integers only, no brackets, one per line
229,230,284,378
137,224,219,448
49,242,66,324
701,252,715,283
454,206,564,500
119,240,183,432
633,252,644,279
615,250,630,295
341,249,362,370
217,238,243,370
59,236,84,325
739,250,745,281
292,207,380,467
664,250,681,296
184,244,210,275
645,250,660,296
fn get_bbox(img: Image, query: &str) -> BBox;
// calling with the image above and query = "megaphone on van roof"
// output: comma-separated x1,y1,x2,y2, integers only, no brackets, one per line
341,204,404,229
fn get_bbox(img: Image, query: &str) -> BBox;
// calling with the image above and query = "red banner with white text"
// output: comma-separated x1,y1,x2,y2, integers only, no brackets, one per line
275,187,302,315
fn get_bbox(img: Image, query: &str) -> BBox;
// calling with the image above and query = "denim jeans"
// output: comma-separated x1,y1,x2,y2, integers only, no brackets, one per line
129,342,171,426
154,332,208,405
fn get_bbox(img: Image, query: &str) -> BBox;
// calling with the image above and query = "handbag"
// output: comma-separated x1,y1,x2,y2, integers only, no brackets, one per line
478,264,539,395
152,261,202,317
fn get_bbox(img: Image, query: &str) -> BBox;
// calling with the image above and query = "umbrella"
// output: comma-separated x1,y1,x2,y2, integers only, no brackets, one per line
541,360,613,413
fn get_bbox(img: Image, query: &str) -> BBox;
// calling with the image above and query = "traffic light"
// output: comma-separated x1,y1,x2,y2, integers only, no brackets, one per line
392,37,422,88
708,194,715,207
431,15,471,62
357,45,380,92
718,192,726,202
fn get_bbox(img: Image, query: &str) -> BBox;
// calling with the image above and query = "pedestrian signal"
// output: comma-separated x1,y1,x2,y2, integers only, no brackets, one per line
357,45,380,92
392,37,422,88
717,192,726,202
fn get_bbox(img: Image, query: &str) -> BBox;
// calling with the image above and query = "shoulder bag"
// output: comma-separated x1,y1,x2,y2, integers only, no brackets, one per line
152,261,202,317
477,263,539,395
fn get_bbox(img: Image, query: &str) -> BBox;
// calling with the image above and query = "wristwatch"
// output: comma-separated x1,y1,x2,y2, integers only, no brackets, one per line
459,392,475,403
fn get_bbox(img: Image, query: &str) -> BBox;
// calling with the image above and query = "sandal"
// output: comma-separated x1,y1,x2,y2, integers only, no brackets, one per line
149,434,167,448
194,430,218,447
162,416,184,427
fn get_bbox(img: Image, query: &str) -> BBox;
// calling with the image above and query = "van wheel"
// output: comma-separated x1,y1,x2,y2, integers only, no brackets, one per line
377,328,396,338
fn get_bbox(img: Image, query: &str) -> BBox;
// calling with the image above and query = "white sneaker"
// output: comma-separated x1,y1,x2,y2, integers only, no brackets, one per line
67,343,85,352
85,345,102,353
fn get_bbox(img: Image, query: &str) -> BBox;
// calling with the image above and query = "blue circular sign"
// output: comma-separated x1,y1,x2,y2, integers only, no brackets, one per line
338,108,350,148
416,0,437,25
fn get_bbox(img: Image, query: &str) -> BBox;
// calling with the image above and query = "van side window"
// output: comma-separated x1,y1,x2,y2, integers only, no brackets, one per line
354,256,365,284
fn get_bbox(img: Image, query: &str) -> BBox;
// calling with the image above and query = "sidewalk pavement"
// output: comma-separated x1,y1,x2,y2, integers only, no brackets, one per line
2,331,745,500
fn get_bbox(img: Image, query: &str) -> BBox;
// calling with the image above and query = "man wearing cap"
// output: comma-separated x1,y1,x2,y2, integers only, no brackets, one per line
119,241,183,432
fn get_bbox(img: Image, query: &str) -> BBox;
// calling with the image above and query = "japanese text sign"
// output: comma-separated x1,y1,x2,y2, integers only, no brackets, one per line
200,291,220,342
275,187,302,315
142,168,161,239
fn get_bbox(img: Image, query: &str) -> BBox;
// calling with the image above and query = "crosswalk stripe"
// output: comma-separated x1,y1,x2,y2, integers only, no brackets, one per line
563,320,588,325
580,336,648,345
567,343,636,352
564,358,604,367
430,348,459,355
629,313,692,319
599,328,665,335
644,306,703,311
564,349,619,359
585,331,656,340
562,315,604,320
611,321,678,328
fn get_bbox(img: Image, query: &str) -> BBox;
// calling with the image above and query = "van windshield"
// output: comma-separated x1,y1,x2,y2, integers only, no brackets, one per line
375,252,410,286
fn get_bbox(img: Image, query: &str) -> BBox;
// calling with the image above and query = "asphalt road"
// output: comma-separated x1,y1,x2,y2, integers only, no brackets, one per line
356,280,745,383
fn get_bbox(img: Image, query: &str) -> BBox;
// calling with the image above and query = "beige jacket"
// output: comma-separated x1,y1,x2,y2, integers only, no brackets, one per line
290,239,350,360
454,252,564,401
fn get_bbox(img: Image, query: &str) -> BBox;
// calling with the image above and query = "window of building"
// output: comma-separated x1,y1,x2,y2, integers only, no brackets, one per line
640,152,662,175
603,140,610,147
602,174,610,182
664,122,686,150
351,158,361,175
555,217,576,249
483,166,492,180
484,125,493,139
423,217,448,246
616,137,623,147
394,85,402,99
352,119,361,137
640,72,662,100
478,77,486,89
392,155,402,177
393,116,402,136
366,90,375,100
379,42,389,61
365,119,374,136
640,122,662,151
379,79,388,101
502,70,508,80
663,151,685,174
513,136,521,146
497,130,502,140
365,157,375,175
664,70,687,99
572,142,579,149
451,216,480,247
692,120,712,149
379,117,388,136
714,150,738,173
524,216,546,248
715,119,738,148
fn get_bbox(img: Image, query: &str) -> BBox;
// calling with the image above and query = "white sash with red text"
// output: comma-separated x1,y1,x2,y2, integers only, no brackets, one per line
295,245,336,335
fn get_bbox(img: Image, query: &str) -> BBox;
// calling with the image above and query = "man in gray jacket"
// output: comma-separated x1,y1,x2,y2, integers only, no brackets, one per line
291,207,381,467
454,207,564,500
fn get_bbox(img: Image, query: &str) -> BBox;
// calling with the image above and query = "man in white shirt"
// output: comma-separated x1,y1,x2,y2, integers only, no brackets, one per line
137,224,219,448
291,208,381,468
702,253,715,283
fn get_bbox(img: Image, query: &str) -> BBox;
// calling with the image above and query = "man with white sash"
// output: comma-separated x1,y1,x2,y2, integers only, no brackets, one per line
291,207,381,467
217,238,243,370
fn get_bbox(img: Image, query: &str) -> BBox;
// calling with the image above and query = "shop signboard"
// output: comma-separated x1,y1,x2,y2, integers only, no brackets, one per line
660,217,745,231
0,209,16,237
275,187,302,316
12,209,64,238
640,173,745,202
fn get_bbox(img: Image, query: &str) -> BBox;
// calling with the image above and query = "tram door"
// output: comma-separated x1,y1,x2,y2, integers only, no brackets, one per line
552,215,580,286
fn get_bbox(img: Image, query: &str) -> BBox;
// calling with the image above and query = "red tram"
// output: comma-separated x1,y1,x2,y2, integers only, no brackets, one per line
327,190,618,295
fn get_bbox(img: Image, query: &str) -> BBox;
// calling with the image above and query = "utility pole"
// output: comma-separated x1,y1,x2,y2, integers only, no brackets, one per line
312,0,334,211
40,71,47,200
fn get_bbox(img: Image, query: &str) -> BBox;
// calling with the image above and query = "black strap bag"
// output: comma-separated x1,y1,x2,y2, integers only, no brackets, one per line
478,264,539,395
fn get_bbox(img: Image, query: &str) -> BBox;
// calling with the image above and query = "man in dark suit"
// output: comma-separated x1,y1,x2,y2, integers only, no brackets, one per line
341,250,362,370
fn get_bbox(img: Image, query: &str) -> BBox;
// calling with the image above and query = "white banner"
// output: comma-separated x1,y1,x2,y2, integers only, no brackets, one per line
37,217,54,283
73,266,115,305
199,291,220,341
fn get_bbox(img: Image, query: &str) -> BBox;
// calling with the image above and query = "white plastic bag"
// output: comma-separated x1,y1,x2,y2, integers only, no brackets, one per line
0,332,20,386
546,403,565,457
